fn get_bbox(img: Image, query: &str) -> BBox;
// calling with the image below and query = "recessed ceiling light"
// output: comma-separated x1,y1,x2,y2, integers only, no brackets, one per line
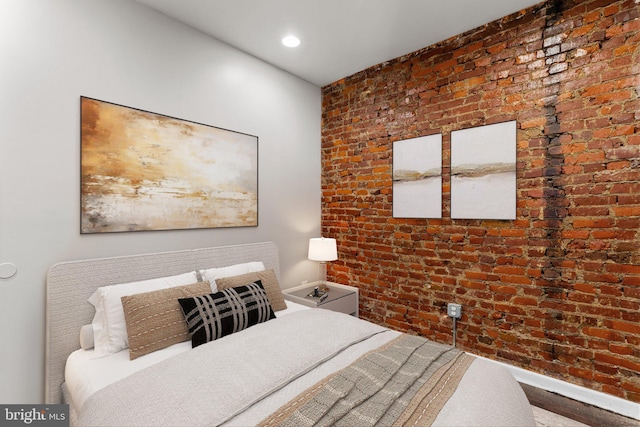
282,35,300,48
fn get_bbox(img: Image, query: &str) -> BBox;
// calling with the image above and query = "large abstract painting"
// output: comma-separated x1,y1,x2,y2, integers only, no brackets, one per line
392,134,442,218
450,121,516,220
81,97,258,233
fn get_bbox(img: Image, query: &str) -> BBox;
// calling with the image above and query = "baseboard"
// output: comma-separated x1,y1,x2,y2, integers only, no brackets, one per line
472,354,640,421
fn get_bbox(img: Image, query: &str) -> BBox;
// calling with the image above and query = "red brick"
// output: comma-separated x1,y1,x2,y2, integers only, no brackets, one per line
612,206,640,216
583,327,623,341
608,320,640,335
609,344,633,356
595,353,640,372
322,0,640,403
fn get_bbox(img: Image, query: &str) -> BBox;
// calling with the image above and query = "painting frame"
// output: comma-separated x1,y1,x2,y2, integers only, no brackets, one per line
80,96,258,234
392,134,443,219
450,120,516,220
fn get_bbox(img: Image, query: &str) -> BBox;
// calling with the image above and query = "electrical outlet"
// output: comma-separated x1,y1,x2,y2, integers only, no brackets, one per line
447,303,462,319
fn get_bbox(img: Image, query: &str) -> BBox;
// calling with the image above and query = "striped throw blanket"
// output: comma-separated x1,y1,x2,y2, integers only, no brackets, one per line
259,335,473,427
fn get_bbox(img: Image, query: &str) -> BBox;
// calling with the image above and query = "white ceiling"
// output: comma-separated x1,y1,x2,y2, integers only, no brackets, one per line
136,0,542,87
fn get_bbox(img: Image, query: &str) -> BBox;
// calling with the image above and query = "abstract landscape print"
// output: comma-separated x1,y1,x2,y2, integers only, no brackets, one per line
81,97,258,233
392,134,442,219
450,120,516,220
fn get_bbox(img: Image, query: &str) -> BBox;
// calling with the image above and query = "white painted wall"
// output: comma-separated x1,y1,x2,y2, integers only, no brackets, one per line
0,0,321,403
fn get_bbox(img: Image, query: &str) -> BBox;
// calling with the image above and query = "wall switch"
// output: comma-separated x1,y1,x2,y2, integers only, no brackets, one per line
447,303,462,319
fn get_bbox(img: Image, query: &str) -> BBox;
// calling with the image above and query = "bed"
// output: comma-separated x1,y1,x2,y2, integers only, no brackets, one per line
46,241,535,426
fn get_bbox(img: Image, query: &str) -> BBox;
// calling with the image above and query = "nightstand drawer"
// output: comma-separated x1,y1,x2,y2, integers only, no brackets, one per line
321,291,358,316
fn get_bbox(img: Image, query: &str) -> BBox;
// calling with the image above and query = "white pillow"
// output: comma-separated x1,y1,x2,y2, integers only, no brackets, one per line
79,324,94,350
199,262,265,291
88,271,199,357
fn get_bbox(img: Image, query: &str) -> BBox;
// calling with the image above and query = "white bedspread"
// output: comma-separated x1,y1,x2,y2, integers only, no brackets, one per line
76,309,392,426
66,303,535,427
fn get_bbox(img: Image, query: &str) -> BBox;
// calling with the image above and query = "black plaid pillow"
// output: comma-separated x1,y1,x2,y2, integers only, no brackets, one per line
178,280,276,348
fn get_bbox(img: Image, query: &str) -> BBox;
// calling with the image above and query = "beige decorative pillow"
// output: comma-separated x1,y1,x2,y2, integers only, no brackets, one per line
121,281,212,360
215,269,287,311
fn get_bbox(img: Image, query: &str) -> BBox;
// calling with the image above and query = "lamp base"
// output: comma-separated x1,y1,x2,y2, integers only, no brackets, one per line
317,262,329,290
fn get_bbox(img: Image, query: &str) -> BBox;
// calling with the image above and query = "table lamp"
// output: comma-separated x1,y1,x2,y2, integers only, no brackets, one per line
308,237,337,290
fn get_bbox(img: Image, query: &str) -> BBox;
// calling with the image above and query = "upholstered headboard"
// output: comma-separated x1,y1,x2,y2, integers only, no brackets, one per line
45,241,280,404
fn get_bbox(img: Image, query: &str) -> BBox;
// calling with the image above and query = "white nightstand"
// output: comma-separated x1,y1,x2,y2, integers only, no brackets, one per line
284,281,359,317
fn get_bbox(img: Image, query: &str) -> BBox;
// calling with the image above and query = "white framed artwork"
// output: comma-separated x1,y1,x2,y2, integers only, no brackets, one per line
450,121,516,220
392,134,442,218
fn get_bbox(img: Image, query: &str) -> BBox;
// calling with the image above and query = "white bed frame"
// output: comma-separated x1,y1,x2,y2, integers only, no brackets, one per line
45,241,280,404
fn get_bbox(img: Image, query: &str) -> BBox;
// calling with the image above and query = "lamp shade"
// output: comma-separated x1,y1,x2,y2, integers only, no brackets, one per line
308,237,337,262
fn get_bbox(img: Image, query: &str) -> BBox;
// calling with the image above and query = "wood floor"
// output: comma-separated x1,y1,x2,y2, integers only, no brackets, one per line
522,383,640,427
533,405,589,426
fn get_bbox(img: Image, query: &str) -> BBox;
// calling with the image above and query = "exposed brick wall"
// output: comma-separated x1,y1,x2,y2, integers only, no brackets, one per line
321,0,640,402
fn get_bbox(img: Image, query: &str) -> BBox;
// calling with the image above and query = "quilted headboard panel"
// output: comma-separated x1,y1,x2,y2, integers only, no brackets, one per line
45,241,279,404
